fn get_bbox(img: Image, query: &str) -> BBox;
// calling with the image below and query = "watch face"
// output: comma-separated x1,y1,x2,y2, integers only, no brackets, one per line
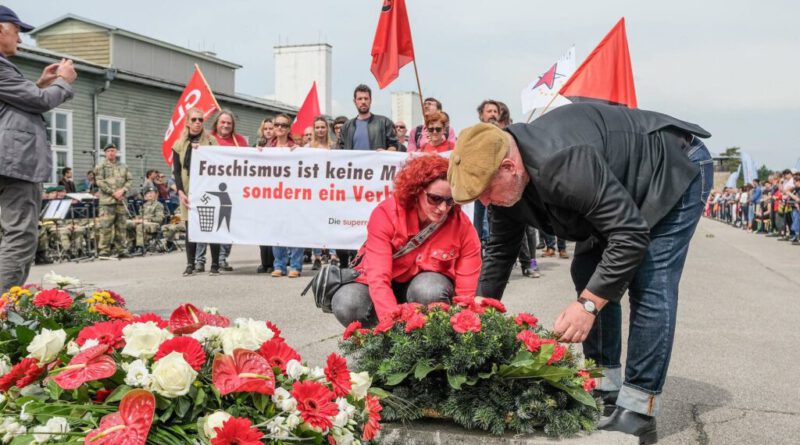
583,300,596,312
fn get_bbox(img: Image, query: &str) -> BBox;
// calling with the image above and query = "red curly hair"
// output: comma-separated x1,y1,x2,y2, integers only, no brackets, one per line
394,155,450,209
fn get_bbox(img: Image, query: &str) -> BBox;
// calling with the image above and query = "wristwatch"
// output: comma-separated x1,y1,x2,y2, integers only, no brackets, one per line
577,297,599,316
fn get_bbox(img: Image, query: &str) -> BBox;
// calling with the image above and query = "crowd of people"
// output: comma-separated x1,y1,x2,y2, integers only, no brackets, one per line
706,169,800,244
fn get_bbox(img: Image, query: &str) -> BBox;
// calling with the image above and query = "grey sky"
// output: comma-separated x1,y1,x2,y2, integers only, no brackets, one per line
14,0,800,169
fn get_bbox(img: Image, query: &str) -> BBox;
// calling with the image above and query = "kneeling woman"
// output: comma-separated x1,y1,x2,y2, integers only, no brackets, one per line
332,155,481,327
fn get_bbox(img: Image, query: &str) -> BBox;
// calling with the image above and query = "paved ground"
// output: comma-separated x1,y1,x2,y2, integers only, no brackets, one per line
26,218,800,444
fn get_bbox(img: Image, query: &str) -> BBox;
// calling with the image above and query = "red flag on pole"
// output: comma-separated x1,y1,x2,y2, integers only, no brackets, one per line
291,82,321,137
558,18,637,108
162,66,220,165
370,0,415,89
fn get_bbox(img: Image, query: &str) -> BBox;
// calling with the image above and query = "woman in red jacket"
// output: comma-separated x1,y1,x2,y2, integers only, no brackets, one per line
331,155,482,327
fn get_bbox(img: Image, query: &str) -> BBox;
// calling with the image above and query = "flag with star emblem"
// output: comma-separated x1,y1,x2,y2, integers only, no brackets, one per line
520,46,576,114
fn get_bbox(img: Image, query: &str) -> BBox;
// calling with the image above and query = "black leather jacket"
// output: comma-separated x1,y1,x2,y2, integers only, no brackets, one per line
337,113,397,151
478,103,711,302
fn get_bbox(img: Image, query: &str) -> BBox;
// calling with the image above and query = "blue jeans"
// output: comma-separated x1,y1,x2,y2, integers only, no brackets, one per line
312,248,337,257
543,232,566,250
791,208,800,238
273,246,303,272
579,137,712,416
473,201,490,241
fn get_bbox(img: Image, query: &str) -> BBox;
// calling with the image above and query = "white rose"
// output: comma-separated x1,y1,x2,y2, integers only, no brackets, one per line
220,321,272,356
272,387,297,412
26,328,66,364
123,359,151,387
202,411,232,439
0,356,11,376
190,325,225,349
332,427,355,445
349,371,371,400
149,352,197,398
285,360,307,380
121,322,173,359
332,410,349,428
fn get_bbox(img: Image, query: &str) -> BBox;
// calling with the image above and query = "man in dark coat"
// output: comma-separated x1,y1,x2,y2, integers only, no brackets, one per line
448,103,713,443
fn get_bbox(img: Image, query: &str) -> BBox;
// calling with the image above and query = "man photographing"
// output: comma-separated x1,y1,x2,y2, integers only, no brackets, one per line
448,102,713,444
0,6,75,290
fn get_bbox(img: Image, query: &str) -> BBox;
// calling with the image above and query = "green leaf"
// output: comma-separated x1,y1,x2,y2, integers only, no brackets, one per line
14,325,35,347
194,388,206,407
175,397,191,418
253,393,268,413
6,311,26,326
367,387,392,399
46,379,63,400
104,385,132,404
385,370,411,386
413,361,442,380
9,435,34,445
549,381,599,408
529,365,574,382
447,373,467,390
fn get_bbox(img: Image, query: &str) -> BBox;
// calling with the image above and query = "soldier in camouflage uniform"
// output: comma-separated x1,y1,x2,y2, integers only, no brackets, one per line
95,143,133,258
126,187,165,253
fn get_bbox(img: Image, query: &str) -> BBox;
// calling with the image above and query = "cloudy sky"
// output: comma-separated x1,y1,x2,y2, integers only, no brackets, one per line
15,0,800,169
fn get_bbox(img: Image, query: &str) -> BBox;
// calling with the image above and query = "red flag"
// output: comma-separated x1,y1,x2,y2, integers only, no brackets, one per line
162,66,220,165
370,0,415,89
558,18,637,108
291,82,321,137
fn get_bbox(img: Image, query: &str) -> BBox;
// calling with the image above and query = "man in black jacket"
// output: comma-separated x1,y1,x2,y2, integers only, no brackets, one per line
448,103,713,443
337,84,397,151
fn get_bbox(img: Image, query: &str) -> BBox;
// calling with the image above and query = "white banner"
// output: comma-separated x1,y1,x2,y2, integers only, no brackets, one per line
187,147,472,249
520,46,576,115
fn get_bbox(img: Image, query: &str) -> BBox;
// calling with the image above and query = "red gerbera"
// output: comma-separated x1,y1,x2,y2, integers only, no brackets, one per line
479,298,506,313
324,353,351,397
516,330,542,352
291,380,339,431
211,417,264,445
450,310,481,334
212,349,275,396
514,312,538,328
427,302,450,312
404,312,427,333
132,313,168,329
76,320,127,349
362,394,383,441
32,288,73,309
53,344,116,390
265,321,282,340
154,337,206,371
0,358,44,392
84,389,154,445
257,338,301,373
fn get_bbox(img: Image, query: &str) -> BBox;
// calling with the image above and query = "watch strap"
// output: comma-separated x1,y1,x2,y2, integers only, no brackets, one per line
577,297,599,316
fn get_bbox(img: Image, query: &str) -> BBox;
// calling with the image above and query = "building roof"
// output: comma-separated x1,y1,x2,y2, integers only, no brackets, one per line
16,44,296,114
30,14,242,69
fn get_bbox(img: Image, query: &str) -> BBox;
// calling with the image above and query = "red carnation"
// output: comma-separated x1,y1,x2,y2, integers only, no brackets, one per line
547,343,566,365
516,330,542,352
373,318,395,334
132,313,168,329
154,337,206,371
211,417,264,445
514,312,538,328
324,353,352,397
404,312,427,333
577,370,597,392
257,338,301,373
292,380,339,431
480,298,506,313
450,310,481,334
343,321,362,340
452,295,474,307
32,288,73,309
427,302,450,312
362,394,383,441
266,321,282,340
398,303,422,322
76,320,127,349
0,358,44,392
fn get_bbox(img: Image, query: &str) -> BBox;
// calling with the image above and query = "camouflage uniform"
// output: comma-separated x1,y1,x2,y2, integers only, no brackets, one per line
126,200,166,247
95,160,132,255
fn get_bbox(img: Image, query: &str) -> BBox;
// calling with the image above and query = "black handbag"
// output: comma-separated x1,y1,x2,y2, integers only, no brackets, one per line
302,212,449,313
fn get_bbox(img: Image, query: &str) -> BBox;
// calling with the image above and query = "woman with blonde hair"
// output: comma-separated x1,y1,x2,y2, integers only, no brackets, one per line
171,107,219,277
308,116,333,149
255,117,274,148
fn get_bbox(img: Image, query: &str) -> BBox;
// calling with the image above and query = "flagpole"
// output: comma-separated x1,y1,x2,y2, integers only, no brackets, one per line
524,108,537,124
412,60,425,119
194,64,222,113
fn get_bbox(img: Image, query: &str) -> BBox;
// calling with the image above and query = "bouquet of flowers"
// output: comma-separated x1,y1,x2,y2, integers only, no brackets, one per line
0,279,382,445
339,296,601,437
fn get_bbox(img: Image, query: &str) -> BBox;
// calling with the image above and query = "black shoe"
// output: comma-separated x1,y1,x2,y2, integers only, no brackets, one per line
183,265,194,276
219,260,233,272
209,265,220,276
792,239,800,245
165,242,176,252
257,265,274,274
595,390,619,416
34,253,53,265
312,259,322,271
195,264,205,273
599,407,657,445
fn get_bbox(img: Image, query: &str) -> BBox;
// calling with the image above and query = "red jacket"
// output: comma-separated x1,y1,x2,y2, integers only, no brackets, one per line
421,140,454,153
212,132,249,147
354,196,481,320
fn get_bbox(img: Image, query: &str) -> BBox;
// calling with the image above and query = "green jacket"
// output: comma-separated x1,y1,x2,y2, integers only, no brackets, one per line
141,200,166,224
95,160,133,206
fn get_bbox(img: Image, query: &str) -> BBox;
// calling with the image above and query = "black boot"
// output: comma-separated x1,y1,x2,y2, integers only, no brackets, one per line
595,390,619,416
599,407,657,445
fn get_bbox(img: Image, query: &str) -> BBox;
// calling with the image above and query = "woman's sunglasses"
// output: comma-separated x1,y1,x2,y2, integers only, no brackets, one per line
425,192,455,207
